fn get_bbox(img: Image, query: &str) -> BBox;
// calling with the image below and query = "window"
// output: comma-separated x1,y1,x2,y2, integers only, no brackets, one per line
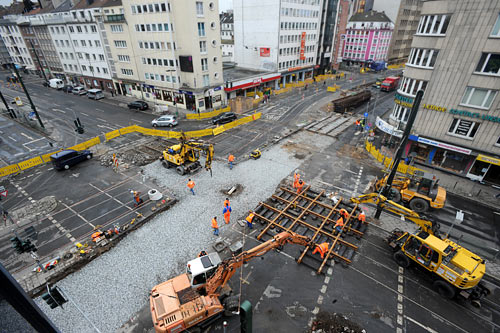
95,40,101,47
391,104,411,123
448,119,480,139
475,53,500,75
81,40,87,47
407,48,438,68
417,14,450,35
77,26,82,33
203,74,209,86
121,68,133,76
118,54,130,62
91,25,97,33
103,68,108,74
69,26,74,33
198,22,205,37
199,41,207,53
114,40,127,48
111,25,123,33
460,87,497,109
201,58,208,71
398,77,428,96
491,14,500,37
196,2,203,16
82,65,87,71
99,54,105,61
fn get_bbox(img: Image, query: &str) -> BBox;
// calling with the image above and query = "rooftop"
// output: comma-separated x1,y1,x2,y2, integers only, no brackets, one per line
223,65,273,82
349,10,392,23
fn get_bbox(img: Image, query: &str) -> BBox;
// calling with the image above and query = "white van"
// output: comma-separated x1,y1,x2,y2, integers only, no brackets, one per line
49,79,64,90
87,89,104,100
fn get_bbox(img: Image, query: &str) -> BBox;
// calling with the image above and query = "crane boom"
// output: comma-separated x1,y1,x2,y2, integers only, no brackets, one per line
350,193,440,237
205,232,312,295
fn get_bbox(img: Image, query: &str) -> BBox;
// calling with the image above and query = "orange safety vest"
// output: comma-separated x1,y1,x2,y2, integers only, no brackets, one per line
318,243,329,254
340,208,348,219
224,199,230,207
246,213,255,224
335,217,344,228
228,154,235,162
358,212,366,222
212,218,218,229
355,120,360,125
296,181,304,192
187,181,195,189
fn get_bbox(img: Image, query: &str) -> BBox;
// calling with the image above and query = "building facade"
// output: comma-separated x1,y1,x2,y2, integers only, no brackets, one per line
316,0,338,74
220,10,234,62
331,0,351,70
373,0,423,64
0,18,36,71
234,0,322,87
389,0,500,185
341,10,393,65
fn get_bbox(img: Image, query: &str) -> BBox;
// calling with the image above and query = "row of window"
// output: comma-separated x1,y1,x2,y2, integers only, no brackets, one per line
345,37,390,44
118,55,130,62
282,0,320,4
407,48,438,68
121,68,134,76
346,30,391,38
416,14,450,36
141,57,177,67
280,21,318,31
138,40,176,50
81,64,108,74
134,23,174,33
280,34,317,44
278,58,314,70
67,25,98,34
130,3,170,14
110,25,123,33
398,77,428,96
0,25,19,33
280,8,320,18
145,72,178,83
279,45,315,56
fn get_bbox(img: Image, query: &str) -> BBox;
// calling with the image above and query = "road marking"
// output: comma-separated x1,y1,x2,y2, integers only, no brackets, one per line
52,108,66,113
20,132,34,140
397,266,405,331
131,119,142,123
97,124,116,131
405,316,439,333
81,112,89,116
95,108,104,112
61,202,95,228
97,117,107,122
8,136,17,142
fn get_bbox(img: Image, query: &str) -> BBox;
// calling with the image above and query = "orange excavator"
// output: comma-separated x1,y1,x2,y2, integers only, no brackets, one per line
150,232,312,332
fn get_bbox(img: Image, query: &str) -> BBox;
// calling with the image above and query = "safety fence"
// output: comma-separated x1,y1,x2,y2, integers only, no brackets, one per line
185,106,231,120
0,112,262,178
387,63,406,70
327,84,341,92
365,140,422,176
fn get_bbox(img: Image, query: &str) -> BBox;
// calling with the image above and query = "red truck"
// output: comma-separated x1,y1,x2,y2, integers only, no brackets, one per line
380,76,400,92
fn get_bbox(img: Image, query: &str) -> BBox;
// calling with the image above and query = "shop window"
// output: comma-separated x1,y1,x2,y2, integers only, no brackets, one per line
448,118,480,139
475,53,500,75
460,87,497,109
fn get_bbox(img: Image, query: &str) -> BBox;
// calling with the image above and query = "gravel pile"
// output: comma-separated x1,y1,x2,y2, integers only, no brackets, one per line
35,143,302,333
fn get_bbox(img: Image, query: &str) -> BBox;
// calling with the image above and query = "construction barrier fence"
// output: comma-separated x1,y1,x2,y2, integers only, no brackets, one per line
0,112,262,178
185,106,231,120
365,140,422,176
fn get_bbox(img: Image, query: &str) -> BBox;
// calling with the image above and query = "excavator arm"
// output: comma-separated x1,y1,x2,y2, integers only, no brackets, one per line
350,193,440,237
179,135,214,176
205,232,312,295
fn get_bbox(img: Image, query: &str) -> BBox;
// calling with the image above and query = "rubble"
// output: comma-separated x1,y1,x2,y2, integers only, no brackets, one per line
310,312,365,333
10,196,57,225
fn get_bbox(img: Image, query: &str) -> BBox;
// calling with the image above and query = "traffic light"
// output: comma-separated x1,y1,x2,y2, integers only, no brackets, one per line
22,239,37,253
41,286,67,309
10,236,23,254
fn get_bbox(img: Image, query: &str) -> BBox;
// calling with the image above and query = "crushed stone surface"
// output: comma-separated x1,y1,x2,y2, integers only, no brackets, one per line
35,142,302,333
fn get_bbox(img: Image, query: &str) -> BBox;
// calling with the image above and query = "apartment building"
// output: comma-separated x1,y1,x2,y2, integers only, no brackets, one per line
0,37,10,67
388,0,500,185
234,0,322,87
28,18,65,77
108,0,224,111
341,10,393,65
220,10,234,62
0,18,36,71
316,0,338,74
373,0,422,64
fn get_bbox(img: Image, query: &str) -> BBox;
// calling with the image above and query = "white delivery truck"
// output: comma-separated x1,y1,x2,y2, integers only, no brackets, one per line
49,79,64,89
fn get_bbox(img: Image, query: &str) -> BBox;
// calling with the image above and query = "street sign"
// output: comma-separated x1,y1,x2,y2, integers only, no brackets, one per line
364,112,368,117
455,210,464,223
0,190,8,197
14,96,23,106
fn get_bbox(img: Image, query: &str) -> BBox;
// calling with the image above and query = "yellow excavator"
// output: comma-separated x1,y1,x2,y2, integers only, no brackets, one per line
373,173,446,213
150,231,312,332
160,137,214,176
351,193,490,306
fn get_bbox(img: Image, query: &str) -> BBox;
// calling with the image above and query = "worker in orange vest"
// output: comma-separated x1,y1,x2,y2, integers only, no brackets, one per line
212,216,219,236
187,179,195,195
228,154,235,170
358,211,366,223
223,205,232,224
339,208,349,219
224,198,230,208
334,216,344,234
293,171,300,188
312,242,329,259
246,212,254,229
296,180,304,194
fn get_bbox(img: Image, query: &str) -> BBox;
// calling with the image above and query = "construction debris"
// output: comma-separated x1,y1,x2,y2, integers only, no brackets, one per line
310,312,365,333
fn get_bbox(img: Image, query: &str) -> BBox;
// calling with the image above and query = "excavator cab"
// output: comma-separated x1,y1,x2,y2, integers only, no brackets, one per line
186,252,222,290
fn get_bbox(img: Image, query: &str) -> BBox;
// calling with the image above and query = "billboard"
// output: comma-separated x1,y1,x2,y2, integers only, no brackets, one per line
260,47,270,57
300,32,306,60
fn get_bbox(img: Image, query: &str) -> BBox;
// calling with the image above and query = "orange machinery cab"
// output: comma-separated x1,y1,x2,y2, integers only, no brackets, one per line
150,253,223,332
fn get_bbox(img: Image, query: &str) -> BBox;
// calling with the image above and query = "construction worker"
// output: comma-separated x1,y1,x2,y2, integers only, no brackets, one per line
228,154,235,170
246,212,254,229
212,217,219,236
223,205,232,224
131,190,143,206
355,119,361,131
293,171,300,188
187,179,195,195
312,242,329,259
296,180,304,194
198,250,207,257
358,211,366,223
339,208,349,220
224,197,230,208
334,216,344,234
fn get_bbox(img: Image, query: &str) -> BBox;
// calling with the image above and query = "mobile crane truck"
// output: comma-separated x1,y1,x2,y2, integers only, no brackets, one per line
351,193,490,306
149,231,312,332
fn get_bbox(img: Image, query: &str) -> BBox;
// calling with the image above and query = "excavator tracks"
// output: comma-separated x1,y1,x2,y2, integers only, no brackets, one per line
253,185,369,274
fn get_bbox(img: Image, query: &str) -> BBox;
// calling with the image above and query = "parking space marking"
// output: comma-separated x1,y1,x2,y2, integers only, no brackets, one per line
20,132,34,140
52,108,66,113
405,316,439,333
60,202,95,228
397,265,405,331
88,183,134,212
81,112,89,116
8,136,17,142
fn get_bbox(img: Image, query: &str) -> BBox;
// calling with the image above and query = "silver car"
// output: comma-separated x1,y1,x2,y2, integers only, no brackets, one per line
151,115,178,127
72,86,87,95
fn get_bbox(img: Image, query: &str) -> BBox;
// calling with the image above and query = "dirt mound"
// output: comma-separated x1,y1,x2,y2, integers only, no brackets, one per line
310,312,365,333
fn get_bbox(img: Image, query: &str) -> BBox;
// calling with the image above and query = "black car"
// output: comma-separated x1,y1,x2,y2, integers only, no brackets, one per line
211,112,237,125
50,149,93,170
128,101,149,111
62,85,74,93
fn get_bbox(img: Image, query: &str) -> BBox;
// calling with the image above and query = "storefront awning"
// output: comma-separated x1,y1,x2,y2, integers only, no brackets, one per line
477,154,500,166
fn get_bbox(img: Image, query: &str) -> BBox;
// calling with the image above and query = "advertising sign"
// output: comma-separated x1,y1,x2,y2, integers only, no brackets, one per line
375,117,403,138
300,32,306,60
260,47,270,57
416,137,471,155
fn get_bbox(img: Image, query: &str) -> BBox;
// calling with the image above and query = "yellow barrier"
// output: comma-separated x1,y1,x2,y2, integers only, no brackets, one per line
186,106,231,120
0,164,20,177
184,128,214,138
365,140,423,176
41,151,61,163
18,157,43,170
105,130,120,141
213,126,226,136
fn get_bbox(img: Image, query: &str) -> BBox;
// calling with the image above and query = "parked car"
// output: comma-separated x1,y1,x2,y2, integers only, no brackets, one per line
151,115,178,127
128,100,149,111
211,112,237,125
62,85,74,93
49,78,64,89
50,149,93,170
87,89,104,100
72,86,87,95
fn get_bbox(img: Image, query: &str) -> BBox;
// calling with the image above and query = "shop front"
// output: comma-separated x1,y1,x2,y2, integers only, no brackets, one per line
466,154,500,185
224,73,281,100
407,135,474,175
280,66,314,88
